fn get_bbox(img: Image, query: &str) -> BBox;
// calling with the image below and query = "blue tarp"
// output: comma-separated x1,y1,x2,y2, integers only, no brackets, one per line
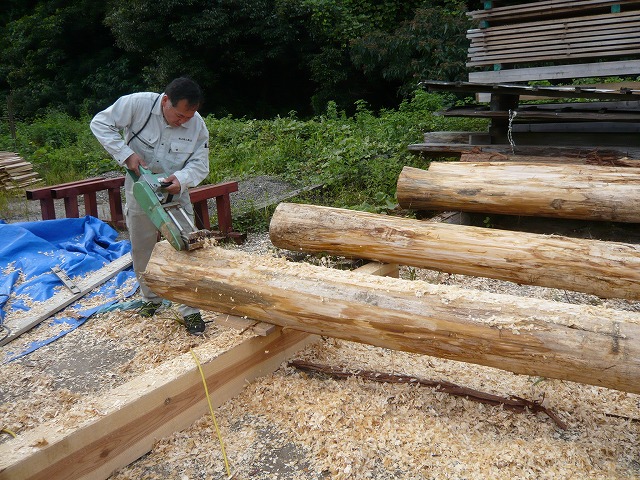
0,216,138,362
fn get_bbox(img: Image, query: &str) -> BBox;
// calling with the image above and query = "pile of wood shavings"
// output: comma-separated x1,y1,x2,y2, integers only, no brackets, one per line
110,337,639,479
0,292,253,445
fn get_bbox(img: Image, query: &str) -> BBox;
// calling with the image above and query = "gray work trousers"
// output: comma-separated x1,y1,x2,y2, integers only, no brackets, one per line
124,175,199,317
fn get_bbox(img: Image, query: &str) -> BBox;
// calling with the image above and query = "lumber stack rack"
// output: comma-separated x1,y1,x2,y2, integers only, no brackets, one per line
412,0,640,157
25,176,246,242
0,152,42,191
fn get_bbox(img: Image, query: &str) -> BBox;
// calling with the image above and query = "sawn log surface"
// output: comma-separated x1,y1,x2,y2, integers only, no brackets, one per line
143,242,640,395
268,203,640,300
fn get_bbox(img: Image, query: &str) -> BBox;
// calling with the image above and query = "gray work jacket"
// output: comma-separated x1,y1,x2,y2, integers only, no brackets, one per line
90,92,210,202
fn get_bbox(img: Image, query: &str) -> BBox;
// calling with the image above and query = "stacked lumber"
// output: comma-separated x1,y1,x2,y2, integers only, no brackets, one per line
140,154,640,395
0,152,42,191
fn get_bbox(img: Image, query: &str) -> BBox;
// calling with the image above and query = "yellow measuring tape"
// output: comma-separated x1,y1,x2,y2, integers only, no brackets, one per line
190,349,232,478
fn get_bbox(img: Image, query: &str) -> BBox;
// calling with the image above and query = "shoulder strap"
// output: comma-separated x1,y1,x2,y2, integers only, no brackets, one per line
127,94,161,146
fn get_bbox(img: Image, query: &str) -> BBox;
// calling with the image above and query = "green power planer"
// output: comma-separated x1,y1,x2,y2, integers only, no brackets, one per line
127,166,210,251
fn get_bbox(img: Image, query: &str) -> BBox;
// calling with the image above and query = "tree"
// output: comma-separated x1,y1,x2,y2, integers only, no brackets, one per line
350,1,470,97
105,0,315,118
0,0,143,119
1,0,471,119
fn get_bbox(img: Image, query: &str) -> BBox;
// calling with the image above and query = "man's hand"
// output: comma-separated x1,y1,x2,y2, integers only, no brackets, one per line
124,153,146,176
161,174,181,195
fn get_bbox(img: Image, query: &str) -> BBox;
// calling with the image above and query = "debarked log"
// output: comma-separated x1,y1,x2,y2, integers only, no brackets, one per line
396,163,640,222
268,203,640,300
143,242,640,395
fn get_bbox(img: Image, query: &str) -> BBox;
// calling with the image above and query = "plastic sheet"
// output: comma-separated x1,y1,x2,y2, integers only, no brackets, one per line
0,216,138,361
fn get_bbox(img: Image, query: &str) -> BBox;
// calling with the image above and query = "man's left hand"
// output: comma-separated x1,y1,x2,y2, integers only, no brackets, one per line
162,174,181,195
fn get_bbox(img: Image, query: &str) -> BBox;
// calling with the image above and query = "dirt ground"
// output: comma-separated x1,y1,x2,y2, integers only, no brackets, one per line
1,180,639,479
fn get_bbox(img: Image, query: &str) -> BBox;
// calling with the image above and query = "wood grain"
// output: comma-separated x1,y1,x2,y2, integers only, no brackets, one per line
0,329,316,480
143,242,640,395
269,202,640,300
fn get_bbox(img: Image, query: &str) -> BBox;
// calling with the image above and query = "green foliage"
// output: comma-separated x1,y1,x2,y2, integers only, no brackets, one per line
0,0,143,119
2,1,473,119
205,89,486,209
4,111,119,184
0,91,486,215
350,1,470,94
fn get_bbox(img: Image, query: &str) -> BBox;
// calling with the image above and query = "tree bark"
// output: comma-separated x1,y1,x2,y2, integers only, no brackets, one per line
268,203,640,300
396,163,640,222
143,241,640,395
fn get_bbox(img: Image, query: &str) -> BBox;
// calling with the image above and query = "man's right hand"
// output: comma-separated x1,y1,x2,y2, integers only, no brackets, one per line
124,153,146,176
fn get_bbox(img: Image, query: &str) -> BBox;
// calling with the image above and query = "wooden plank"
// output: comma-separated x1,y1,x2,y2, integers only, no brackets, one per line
468,28,640,56
468,60,640,83
0,253,133,347
0,328,317,480
469,0,640,22
188,181,238,203
212,313,276,336
50,177,125,198
468,22,640,45
467,10,640,66
459,152,640,167
352,261,399,278
468,46,640,68
25,177,104,200
468,9,640,36
441,107,640,122
468,45,640,68
421,80,640,101
512,121,640,133
408,142,640,159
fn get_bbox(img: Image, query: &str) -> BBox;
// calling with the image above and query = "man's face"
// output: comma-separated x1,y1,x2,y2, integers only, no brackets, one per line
161,95,198,127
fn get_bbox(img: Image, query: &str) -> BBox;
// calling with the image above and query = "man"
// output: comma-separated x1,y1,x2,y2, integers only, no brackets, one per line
91,77,210,335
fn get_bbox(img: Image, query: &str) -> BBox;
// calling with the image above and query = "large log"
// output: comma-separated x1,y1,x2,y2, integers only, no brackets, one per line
143,242,640,394
396,163,640,222
268,203,640,300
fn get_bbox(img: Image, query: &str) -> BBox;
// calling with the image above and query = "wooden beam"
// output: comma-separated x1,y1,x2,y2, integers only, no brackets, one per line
468,0,638,23
268,203,640,300
396,163,640,222
0,328,317,480
142,242,640,394
459,152,640,166
468,59,640,83
408,142,640,160
212,313,276,336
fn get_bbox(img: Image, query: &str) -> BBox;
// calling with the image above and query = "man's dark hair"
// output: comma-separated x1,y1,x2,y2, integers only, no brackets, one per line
165,77,203,109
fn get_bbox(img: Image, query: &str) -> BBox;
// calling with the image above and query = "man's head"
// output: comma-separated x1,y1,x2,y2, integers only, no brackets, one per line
161,77,203,127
